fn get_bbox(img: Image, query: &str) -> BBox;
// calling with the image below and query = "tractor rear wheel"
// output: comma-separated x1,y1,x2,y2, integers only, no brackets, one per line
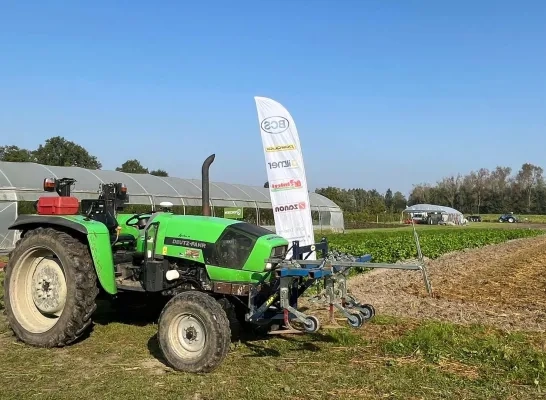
3,227,99,347
158,291,231,373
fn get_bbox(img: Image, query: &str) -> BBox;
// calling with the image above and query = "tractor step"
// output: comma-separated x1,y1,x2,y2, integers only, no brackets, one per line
116,278,145,292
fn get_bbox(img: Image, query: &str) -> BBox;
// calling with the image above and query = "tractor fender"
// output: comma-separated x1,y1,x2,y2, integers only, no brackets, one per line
8,215,117,295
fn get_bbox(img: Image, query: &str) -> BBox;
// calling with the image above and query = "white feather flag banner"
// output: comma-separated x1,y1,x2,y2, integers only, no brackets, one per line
254,96,315,259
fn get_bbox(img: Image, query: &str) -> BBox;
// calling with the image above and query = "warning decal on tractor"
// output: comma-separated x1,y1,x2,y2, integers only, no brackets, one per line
184,249,200,259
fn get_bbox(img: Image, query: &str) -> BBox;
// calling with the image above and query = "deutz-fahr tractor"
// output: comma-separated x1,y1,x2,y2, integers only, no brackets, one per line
3,154,431,373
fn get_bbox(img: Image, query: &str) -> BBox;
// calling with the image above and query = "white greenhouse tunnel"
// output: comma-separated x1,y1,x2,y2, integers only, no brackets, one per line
0,161,345,253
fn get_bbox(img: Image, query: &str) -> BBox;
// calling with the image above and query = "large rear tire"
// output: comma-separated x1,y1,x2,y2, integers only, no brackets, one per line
158,291,231,373
3,227,99,347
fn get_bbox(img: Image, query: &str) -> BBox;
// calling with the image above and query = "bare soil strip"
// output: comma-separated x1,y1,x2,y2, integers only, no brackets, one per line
336,236,546,332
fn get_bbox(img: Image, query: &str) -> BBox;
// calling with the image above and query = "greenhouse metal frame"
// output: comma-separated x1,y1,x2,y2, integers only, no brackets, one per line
0,161,344,253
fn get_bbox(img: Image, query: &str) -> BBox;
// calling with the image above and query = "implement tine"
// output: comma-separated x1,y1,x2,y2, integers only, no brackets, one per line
410,220,433,296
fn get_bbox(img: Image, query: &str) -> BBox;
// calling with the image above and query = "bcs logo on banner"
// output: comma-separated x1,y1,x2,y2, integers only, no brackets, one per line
268,159,298,169
261,116,290,134
265,144,296,152
274,202,307,212
270,179,302,191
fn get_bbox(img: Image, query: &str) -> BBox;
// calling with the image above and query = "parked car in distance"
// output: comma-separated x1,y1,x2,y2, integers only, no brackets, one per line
498,213,518,223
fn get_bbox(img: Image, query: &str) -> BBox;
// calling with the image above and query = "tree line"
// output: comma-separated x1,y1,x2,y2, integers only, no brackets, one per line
2,137,544,219
407,163,546,215
0,136,169,176
315,162,546,222
313,187,408,227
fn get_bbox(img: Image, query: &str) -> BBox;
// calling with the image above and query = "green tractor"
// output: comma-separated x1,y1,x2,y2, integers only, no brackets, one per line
3,154,432,373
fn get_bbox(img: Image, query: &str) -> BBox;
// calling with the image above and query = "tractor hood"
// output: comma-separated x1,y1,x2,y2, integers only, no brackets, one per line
140,213,289,276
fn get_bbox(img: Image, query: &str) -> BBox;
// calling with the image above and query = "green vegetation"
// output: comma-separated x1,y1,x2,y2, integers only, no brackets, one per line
320,227,545,263
383,320,546,389
0,291,541,399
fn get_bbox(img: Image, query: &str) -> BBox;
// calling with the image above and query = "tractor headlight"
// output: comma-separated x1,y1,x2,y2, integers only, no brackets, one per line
265,245,288,271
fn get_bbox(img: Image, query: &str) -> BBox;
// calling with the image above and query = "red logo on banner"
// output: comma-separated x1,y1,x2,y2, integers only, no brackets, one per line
270,179,302,191
274,202,307,212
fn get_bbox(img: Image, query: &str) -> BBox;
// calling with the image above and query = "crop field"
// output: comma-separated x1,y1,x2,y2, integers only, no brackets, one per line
320,226,545,263
0,227,546,399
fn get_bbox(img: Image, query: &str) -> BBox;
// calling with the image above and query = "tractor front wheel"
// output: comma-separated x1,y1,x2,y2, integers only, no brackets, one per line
3,227,99,347
158,291,231,373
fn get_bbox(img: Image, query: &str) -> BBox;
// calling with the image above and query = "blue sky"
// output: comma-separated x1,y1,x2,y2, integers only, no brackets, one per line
1,0,545,196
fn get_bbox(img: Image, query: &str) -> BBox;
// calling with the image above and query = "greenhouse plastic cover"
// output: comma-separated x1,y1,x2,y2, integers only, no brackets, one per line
0,161,341,210
403,203,463,215
0,161,344,252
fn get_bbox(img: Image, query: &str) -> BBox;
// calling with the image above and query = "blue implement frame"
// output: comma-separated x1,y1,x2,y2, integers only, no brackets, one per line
245,232,432,334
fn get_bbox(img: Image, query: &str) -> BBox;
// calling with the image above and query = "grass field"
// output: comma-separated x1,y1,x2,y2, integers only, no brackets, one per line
0,284,544,400
1,225,545,399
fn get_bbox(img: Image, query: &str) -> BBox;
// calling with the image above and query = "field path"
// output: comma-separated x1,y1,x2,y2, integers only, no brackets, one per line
342,235,546,332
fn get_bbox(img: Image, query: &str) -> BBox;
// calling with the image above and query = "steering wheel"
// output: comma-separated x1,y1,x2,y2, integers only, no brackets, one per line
125,213,150,228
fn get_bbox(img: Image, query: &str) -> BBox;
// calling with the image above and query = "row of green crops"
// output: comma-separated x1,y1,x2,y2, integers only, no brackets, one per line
317,228,545,263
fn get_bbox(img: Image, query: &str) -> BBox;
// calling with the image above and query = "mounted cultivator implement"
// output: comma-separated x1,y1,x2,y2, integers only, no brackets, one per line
246,227,433,334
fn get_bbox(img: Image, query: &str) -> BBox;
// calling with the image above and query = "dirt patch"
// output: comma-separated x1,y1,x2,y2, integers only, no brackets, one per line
139,358,172,375
335,236,546,332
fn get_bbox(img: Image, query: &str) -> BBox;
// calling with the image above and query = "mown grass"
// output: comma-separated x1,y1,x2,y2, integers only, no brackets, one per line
0,272,544,400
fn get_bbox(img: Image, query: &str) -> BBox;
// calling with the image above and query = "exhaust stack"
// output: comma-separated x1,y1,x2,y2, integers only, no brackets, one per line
201,154,215,216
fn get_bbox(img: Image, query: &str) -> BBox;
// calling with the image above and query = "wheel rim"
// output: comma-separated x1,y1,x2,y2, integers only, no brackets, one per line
168,313,207,361
8,246,68,333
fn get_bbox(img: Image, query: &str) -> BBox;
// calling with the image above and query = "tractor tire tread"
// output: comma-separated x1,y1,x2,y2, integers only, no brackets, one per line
4,227,99,347
158,291,231,373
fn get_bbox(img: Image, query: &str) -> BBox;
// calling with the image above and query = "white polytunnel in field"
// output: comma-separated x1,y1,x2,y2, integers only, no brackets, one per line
403,203,464,224
0,161,345,253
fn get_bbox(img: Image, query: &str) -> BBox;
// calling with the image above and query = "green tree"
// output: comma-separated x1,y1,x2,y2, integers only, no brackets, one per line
384,188,393,212
0,145,34,162
515,163,544,212
33,136,102,169
392,191,407,212
116,159,149,174
150,169,169,177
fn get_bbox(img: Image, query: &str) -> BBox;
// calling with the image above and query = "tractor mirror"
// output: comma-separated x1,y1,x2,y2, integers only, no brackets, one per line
43,178,56,192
